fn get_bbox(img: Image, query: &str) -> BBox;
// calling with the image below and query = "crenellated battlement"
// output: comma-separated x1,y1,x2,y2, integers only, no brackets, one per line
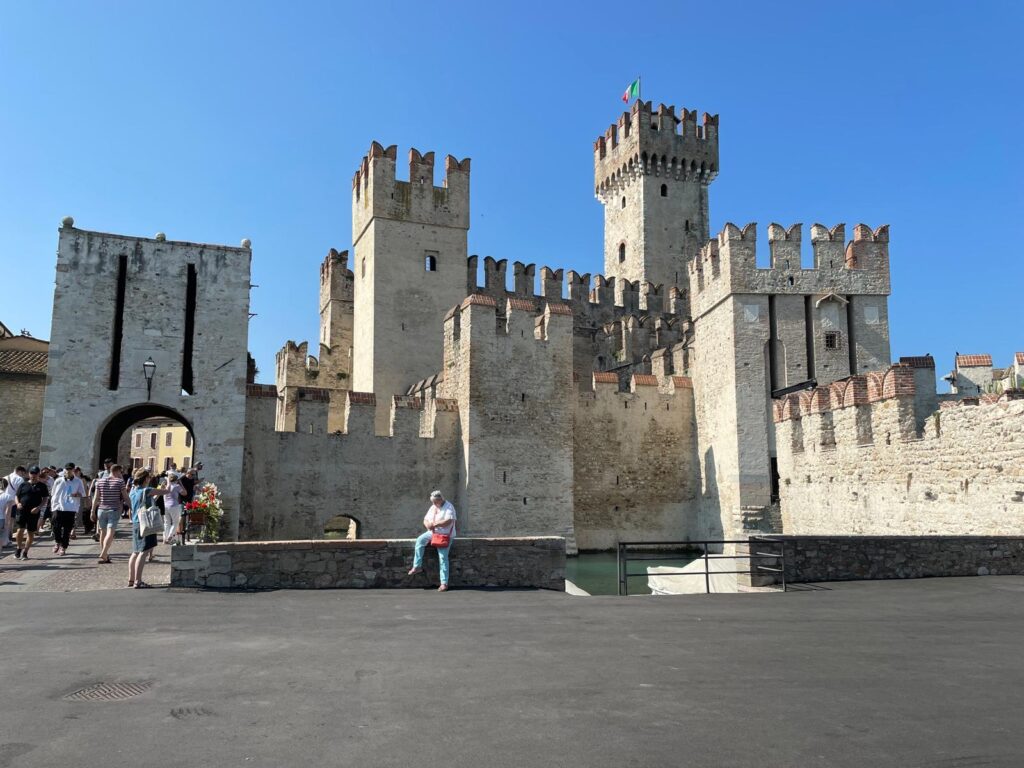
352,141,471,236
688,222,891,317
578,370,694,414
466,255,687,320
319,248,353,307
594,100,719,200
772,364,921,451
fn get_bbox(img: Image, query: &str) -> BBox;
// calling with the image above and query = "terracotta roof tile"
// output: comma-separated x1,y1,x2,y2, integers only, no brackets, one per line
632,374,658,387
899,355,935,369
506,297,536,312
0,349,47,375
593,372,618,384
956,354,992,368
671,376,693,389
348,392,376,406
545,302,573,316
461,294,497,309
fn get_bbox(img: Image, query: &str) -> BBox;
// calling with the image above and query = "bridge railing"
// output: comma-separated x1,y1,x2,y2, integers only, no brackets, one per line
616,539,786,595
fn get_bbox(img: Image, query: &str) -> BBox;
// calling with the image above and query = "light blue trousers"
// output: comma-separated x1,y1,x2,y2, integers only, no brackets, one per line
413,530,452,585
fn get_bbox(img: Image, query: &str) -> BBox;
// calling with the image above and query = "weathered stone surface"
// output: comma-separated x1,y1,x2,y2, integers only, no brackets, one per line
754,535,1024,584
171,537,566,591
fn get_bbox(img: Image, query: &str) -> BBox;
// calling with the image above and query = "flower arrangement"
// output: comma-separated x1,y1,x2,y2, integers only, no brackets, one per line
184,482,224,542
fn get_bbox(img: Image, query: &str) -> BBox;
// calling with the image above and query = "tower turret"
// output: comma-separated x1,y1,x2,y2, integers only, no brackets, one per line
351,142,471,428
594,100,719,291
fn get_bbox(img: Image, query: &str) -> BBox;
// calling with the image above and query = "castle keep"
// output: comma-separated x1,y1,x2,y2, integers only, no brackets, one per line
32,99,1022,551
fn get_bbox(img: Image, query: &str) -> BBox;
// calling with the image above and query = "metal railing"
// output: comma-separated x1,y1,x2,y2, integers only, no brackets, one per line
616,539,786,595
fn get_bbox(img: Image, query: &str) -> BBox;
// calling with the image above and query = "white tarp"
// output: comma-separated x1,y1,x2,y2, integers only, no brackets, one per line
647,556,738,594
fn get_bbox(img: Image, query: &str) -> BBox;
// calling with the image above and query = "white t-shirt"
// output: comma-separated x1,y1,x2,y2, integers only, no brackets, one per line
51,475,86,512
424,500,456,537
0,487,15,518
165,482,184,509
5,473,24,495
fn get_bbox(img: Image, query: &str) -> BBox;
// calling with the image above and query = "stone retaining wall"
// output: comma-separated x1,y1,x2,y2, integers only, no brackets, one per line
752,535,1024,584
170,537,566,590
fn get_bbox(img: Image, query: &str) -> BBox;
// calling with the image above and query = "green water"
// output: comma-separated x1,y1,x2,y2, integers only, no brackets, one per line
565,551,700,595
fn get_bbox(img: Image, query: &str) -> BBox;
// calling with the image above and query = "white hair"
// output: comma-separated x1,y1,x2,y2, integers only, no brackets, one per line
430,490,443,499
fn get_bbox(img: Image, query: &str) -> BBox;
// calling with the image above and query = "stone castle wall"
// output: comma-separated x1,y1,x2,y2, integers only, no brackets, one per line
573,373,698,549
239,387,460,540
774,366,1024,536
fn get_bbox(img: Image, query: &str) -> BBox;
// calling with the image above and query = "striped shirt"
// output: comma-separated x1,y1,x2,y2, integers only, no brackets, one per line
94,475,125,509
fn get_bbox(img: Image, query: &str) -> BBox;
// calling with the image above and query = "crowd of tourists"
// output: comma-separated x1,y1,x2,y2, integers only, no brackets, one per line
0,458,201,588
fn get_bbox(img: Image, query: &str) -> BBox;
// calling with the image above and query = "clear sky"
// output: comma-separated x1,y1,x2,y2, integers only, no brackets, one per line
2,1,1021,384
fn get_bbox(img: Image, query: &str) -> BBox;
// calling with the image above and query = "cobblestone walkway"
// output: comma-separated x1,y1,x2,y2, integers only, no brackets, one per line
0,520,171,593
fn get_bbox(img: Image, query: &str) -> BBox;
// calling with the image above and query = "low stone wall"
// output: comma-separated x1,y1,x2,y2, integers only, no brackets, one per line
752,535,1024,584
170,537,566,591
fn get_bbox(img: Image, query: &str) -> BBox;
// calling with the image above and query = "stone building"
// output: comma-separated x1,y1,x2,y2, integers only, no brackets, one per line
128,418,195,473
17,98,1023,549
0,323,48,467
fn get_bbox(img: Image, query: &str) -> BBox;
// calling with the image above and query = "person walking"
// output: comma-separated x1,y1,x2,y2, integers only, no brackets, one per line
92,464,129,564
127,469,170,588
162,472,185,545
13,466,49,560
50,463,85,555
74,467,90,538
0,478,15,549
407,490,457,592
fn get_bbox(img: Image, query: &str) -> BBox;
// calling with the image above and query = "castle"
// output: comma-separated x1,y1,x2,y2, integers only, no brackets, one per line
24,99,1023,550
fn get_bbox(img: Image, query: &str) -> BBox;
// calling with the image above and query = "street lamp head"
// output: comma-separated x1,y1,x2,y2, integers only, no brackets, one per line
143,357,156,382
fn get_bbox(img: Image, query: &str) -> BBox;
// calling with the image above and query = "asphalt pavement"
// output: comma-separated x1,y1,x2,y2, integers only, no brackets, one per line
2,577,1023,767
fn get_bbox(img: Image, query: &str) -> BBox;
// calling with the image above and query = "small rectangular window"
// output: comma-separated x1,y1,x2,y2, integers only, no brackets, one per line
183,456,190,468
165,432,172,447
135,434,141,448
185,433,192,448
824,331,839,350
164,457,172,471
150,434,157,450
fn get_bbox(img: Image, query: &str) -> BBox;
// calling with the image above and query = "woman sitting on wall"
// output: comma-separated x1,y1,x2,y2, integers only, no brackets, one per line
408,490,456,592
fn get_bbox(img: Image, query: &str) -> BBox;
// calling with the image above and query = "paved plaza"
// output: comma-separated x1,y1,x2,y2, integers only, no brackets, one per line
2,560,1023,767
0,520,170,593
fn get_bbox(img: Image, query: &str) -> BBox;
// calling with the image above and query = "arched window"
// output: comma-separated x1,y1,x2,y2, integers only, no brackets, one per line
618,243,626,263
425,254,437,272
660,184,667,197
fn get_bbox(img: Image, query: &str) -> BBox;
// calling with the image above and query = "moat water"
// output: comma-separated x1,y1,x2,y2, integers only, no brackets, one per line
565,551,700,595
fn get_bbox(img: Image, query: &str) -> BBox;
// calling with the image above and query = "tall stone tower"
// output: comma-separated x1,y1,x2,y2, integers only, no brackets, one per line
687,222,892,543
350,143,470,424
594,101,719,290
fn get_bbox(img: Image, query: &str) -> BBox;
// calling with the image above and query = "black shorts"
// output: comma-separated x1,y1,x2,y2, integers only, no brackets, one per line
15,511,40,533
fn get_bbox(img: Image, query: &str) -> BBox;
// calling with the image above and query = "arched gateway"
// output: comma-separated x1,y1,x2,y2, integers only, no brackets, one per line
39,222,251,539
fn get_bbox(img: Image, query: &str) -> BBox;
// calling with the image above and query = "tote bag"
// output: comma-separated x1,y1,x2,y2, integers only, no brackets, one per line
139,505,163,537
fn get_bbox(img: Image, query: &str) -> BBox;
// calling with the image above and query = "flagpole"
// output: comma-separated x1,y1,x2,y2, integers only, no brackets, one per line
637,75,641,102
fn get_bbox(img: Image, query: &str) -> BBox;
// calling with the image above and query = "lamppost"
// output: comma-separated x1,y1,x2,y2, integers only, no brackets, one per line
143,357,156,400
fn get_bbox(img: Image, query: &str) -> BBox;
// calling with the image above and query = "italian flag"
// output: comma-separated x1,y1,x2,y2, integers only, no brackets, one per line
621,77,640,103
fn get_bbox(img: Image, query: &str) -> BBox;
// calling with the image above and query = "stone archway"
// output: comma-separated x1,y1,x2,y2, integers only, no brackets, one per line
96,403,196,472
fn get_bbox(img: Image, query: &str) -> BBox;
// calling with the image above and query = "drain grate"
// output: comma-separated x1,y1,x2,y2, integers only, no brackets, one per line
63,681,154,702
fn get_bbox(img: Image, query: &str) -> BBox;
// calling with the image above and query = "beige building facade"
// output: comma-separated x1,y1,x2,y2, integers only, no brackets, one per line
128,418,194,473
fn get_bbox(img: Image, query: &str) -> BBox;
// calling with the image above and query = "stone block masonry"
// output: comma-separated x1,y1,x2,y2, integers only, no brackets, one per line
774,365,1024,536
754,535,1024,584
170,537,566,590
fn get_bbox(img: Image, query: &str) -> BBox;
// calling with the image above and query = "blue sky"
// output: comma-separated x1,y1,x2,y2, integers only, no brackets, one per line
2,1,1021,384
